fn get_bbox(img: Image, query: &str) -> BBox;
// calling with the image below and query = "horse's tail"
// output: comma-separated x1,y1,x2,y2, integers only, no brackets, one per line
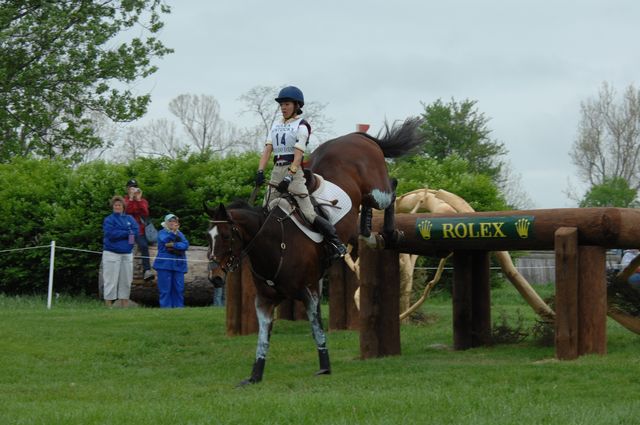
365,116,424,158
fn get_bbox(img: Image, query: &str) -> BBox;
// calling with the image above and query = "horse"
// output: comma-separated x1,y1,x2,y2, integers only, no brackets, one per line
205,117,424,386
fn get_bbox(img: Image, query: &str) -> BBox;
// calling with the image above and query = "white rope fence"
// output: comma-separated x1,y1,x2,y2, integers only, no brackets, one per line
0,242,625,310
0,241,211,310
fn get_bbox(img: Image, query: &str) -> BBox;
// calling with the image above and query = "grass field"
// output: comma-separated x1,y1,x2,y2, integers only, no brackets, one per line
1,284,639,425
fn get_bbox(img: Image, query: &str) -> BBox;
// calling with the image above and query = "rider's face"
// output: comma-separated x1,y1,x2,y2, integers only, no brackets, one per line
279,101,296,119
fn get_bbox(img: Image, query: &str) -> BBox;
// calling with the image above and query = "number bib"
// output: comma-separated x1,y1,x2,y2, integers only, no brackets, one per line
271,118,304,156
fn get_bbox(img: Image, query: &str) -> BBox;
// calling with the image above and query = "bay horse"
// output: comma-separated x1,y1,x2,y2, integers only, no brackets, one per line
205,117,423,386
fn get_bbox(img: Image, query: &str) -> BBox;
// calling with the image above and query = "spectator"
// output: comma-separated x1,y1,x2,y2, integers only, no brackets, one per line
153,214,190,308
102,195,138,307
213,285,225,307
124,179,154,281
620,249,640,291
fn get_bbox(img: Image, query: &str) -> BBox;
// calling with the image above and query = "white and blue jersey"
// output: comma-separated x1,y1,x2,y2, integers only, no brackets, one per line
267,117,310,164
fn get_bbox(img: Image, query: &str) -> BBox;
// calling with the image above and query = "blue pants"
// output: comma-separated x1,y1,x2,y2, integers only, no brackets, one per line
156,269,185,308
135,234,151,271
213,286,225,306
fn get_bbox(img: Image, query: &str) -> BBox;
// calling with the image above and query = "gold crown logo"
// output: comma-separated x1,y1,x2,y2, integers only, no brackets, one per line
418,219,432,240
515,218,531,238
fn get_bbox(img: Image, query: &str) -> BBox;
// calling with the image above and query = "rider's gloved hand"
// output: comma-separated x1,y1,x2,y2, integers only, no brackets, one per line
255,170,265,186
277,175,293,193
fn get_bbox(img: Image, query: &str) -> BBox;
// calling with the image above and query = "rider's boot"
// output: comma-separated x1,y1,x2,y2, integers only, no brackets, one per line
313,216,347,260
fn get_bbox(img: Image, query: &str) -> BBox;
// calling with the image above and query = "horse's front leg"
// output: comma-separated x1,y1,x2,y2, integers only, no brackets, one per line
303,286,331,376
238,295,274,386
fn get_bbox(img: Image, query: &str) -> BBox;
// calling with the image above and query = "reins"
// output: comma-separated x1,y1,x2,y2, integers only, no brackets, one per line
210,200,296,285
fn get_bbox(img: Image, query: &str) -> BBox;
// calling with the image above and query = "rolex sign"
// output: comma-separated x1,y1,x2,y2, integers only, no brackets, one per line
416,216,534,241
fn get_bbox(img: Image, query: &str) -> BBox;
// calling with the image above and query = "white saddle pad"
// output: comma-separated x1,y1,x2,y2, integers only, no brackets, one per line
275,174,352,243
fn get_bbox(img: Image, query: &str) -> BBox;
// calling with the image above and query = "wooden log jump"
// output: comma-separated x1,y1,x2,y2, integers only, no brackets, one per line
362,208,638,359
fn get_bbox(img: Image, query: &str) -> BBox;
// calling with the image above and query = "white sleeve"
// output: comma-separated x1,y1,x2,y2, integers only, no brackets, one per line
294,124,309,152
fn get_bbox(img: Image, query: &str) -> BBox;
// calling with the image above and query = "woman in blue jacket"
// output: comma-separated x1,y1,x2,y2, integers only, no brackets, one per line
102,195,139,307
153,214,190,308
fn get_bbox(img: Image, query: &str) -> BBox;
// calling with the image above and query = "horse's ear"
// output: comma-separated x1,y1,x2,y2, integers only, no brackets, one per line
203,200,216,217
218,203,229,219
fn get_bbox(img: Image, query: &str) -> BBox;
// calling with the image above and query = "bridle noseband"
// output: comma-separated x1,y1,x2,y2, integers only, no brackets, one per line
209,220,243,273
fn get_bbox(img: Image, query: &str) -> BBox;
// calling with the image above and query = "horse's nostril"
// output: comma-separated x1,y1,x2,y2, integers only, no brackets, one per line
209,276,225,288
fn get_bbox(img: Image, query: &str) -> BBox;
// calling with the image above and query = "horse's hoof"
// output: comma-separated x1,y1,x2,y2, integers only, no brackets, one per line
236,378,259,388
315,369,331,376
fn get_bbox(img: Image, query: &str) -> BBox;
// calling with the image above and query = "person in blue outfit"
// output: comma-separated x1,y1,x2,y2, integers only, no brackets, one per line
153,214,190,308
102,195,139,308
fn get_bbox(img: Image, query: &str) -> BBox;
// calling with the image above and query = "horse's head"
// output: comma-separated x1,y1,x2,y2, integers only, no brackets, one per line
204,202,243,286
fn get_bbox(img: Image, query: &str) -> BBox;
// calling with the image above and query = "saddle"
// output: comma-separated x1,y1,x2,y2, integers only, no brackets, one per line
268,171,352,239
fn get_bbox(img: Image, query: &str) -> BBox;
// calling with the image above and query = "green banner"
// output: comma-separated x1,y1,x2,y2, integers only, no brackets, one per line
415,216,535,241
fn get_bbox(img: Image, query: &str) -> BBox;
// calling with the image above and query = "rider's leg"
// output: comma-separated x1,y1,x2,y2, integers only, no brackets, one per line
313,215,347,259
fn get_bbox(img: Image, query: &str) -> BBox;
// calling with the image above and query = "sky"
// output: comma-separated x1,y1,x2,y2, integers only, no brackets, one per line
132,0,640,209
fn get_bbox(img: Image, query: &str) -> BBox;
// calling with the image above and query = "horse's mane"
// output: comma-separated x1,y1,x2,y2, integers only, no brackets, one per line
370,116,424,158
227,198,263,215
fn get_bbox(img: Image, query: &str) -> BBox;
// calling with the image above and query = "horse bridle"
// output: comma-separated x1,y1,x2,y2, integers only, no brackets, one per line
209,206,293,281
208,220,244,273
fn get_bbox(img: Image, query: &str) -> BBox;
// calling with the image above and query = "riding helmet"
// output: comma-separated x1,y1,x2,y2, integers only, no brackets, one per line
275,86,304,107
126,179,138,187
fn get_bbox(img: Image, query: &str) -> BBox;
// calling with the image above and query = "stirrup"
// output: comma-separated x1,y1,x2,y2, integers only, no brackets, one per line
330,242,347,259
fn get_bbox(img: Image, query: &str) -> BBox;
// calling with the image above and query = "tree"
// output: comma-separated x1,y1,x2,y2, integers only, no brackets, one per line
0,1,172,162
238,85,334,151
571,83,640,192
420,98,506,180
579,176,638,207
169,94,240,155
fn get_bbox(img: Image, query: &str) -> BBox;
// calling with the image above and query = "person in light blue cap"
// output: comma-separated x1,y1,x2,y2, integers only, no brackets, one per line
153,213,190,308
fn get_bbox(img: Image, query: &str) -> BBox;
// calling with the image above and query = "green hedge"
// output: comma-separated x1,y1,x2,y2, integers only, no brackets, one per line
0,153,262,295
0,153,506,295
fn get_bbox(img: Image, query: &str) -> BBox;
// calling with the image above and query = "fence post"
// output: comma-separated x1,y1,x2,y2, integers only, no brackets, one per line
47,240,56,309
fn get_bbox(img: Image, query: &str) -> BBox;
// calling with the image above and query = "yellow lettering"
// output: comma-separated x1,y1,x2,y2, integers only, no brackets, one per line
480,222,491,237
454,223,468,238
492,222,506,237
468,223,480,238
442,223,454,238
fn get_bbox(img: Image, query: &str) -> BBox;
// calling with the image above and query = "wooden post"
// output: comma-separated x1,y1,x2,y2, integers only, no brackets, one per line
240,259,258,335
555,227,579,360
578,245,607,355
277,299,306,321
359,244,400,358
452,251,473,350
329,261,360,331
328,262,346,330
471,251,491,347
225,260,242,336
226,258,258,336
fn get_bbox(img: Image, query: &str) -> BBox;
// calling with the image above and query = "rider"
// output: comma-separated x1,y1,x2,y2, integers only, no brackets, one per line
255,85,347,260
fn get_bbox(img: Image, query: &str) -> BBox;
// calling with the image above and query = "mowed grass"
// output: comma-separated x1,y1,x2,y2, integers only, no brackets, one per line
1,284,640,425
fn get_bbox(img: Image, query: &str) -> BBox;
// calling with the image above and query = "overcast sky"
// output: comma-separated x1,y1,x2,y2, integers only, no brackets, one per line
134,0,640,209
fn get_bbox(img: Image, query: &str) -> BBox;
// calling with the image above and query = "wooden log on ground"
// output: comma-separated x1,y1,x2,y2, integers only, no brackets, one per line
126,245,214,307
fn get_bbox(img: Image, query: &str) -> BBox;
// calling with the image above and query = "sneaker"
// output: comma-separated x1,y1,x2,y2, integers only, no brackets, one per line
143,270,155,281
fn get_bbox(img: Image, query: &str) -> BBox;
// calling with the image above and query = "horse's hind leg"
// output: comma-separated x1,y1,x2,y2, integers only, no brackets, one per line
238,296,274,386
303,286,331,375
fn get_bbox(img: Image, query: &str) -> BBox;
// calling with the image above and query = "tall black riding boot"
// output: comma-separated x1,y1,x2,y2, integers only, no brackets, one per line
313,216,347,260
